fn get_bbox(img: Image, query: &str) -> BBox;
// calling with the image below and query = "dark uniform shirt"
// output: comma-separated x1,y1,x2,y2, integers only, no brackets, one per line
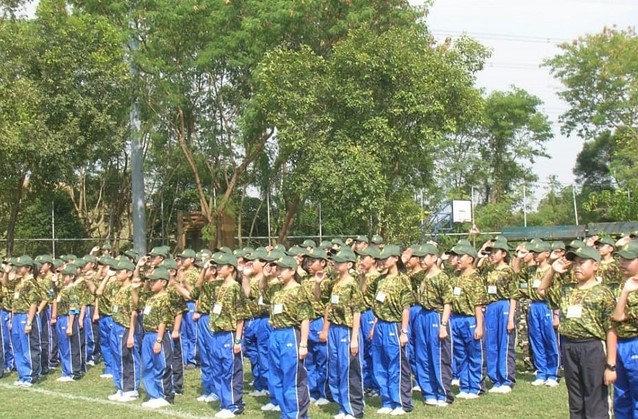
451,271,488,316
142,292,174,332
265,283,313,329
558,282,615,341
209,281,250,332
326,277,366,328
369,273,415,323
417,271,452,313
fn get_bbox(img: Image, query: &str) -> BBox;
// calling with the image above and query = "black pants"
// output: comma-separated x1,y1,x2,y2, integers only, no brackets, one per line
561,337,609,419
172,336,184,394
39,310,50,374
69,318,84,380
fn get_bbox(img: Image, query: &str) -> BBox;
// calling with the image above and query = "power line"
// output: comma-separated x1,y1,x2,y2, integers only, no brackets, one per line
430,29,572,44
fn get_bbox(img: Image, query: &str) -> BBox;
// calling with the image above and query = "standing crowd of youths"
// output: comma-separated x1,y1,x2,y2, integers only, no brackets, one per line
1,232,638,419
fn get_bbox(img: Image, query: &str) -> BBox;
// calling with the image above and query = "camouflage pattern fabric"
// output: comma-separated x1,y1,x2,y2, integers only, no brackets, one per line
209,281,250,332
0,276,19,311
301,277,331,319
557,283,615,341
38,272,57,304
182,268,200,290
450,271,488,316
190,280,220,314
598,259,623,296
74,276,96,306
326,277,366,328
516,298,535,371
142,292,175,331
56,284,80,316
611,283,638,339
111,284,136,327
13,275,44,313
98,277,121,316
416,271,452,313
361,271,381,310
370,273,415,322
483,265,519,304
266,283,313,329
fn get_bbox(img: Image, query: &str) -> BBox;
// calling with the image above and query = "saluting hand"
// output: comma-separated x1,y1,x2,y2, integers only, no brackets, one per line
622,277,638,294
551,258,571,274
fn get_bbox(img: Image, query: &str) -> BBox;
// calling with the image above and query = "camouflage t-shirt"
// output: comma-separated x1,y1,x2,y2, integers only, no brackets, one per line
13,275,44,313
209,281,250,332
38,272,57,304
611,284,638,339
266,282,313,329
245,277,270,318
1,277,19,311
410,271,426,304
558,282,615,341
362,271,381,310
167,287,188,318
74,276,95,307
484,265,519,303
417,271,452,313
326,277,366,328
182,268,200,291
98,276,121,316
525,265,555,302
56,284,80,316
451,271,488,316
300,277,331,319
190,280,221,314
370,273,415,323
111,284,136,327
599,259,623,296
142,292,175,331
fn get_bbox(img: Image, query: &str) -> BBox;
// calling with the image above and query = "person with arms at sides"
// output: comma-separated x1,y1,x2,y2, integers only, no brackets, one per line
51,265,83,381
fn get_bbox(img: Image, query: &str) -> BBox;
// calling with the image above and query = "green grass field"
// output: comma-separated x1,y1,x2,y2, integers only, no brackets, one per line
0,359,570,418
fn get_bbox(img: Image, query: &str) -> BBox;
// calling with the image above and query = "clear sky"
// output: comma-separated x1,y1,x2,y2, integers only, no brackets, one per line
417,0,638,202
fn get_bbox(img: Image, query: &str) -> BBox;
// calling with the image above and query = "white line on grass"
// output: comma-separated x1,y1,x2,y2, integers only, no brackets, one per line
0,383,210,419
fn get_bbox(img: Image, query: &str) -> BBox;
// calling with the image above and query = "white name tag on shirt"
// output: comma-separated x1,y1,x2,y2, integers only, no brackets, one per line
453,287,462,296
375,291,386,302
143,306,152,315
212,303,222,315
566,305,583,319
273,304,283,315
532,280,541,289
331,294,340,304
596,276,602,283
112,305,119,313
13,292,19,300
56,295,62,303
488,285,497,295
258,296,265,306
520,282,528,289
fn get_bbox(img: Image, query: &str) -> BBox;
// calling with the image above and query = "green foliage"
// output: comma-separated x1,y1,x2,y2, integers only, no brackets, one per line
583,188,638,222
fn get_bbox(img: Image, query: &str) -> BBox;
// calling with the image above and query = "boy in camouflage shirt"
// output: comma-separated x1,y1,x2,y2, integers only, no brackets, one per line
51,265,83,381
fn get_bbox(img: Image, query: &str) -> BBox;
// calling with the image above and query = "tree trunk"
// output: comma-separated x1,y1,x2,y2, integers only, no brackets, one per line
277,195,300,245
6,174,27,257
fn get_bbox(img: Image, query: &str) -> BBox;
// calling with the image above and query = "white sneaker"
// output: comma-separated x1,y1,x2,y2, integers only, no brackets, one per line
545,379,559,388
142,398,170,409
457,392,469,399
390,407,407,416
57,376,74,382
488,386,502,393
499,385,512,394
437,400,449,407
261,403,278,411
21,382,32,388
12,380,23,387
334,414,346,419
86,360,96,366
315,397,330,406
208,393,219,402
108,391,123,401
197,394,209,402
273,405,281,412
100,374,113,379
531,379,545,386
451,378,460,387
412,385,421,392
464,393,479,399
343,415,356,419
377,407,393,414
310,397,317,403
249,389,269,397
425,399,438,405
118,394,138,403
214,409,236,418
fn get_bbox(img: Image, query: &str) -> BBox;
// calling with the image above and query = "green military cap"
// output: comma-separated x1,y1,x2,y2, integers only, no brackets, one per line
148,246,167,257
161,259,178,270
13,255,34,267
355,235,369,243
212,252,237,267
215,246,232,255
331,249,356,263
594,237,616,248
233,249,247,258
272,244,285,253
449,244,478,259
82,255,99,265
567,239,586,250
244,248,269,261
485,240,510,252
305,248,329,260
61,265,78,276
419,243,439,257
566,246,601,262
38,255,54,264
53,259,64,269
319,240,332,249
301,239,317,248
273,255,298,270
286,245,306,257
114,260,136,272
455,239,472,247
178,249,197,259
355,247,381,259
409,244,429,257
147,267,170,281
200,248,213,256
102,242,112,250
377,244,401,259
331,238,345,247
242,247,255,254
371,234,384,245
97,256,116,267
194,259,208,269
63,254,78,263
617,241,638,260
264,249,286,262
529,241,551,253
492,235,508,242
123,249,139,262
550,241,566,251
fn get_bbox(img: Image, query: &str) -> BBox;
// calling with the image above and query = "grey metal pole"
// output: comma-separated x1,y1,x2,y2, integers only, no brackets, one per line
572,184,579,226
51,201,55,257
523,185,527,227
266,190,272,246
129,20,146,255
319,202,323,243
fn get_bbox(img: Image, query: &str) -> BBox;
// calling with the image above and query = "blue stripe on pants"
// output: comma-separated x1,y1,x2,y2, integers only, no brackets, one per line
98,316,114,375
307,317,328,399
11,313,41,383
142,332,174,401
414,308,453,403
211,331,244,412
196,314,215,395
451,314,484,395
528,302,559,381
1,309,14,371
371,321,413,411
180,301,198,366
268,327,310,419
359,309,378,391
109,322,140,394
485,300,516,387
614,337,638,418
327,324,364,417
